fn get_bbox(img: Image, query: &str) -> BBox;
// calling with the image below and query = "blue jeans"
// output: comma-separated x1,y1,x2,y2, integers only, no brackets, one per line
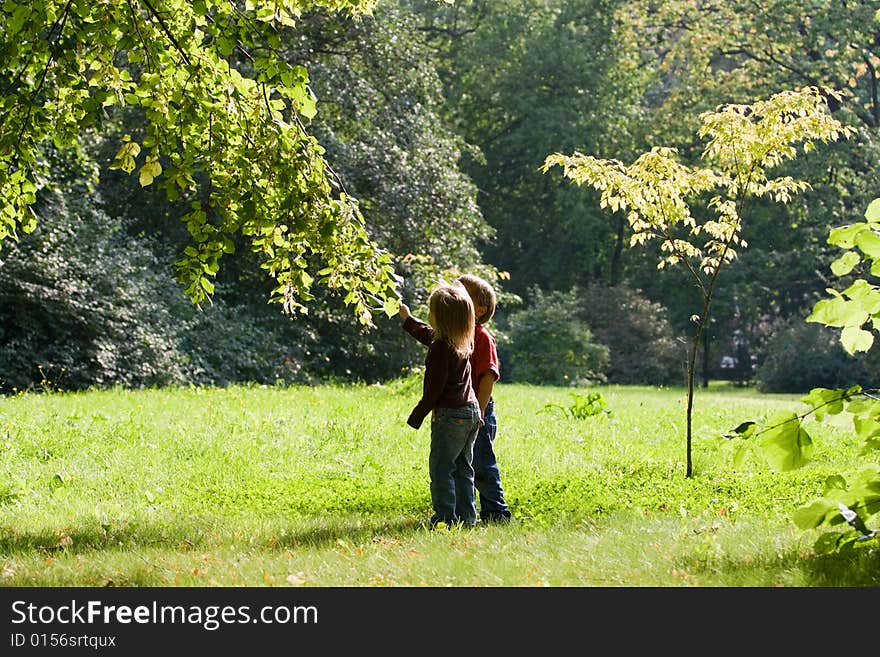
473,399,512,521
429,403,481,526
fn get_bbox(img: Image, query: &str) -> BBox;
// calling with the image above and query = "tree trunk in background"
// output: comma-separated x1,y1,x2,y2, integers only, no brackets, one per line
610,214,624,285
702,332,710,388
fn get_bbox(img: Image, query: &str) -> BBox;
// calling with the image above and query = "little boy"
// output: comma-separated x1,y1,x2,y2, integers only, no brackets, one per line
457,274,513,523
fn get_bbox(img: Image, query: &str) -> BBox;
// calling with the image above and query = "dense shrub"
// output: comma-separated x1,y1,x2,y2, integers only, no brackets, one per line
0,184,190,391
576,283,686,385
502,287,608,385
755,316,880,393
177,303,305,387
0,182,330,391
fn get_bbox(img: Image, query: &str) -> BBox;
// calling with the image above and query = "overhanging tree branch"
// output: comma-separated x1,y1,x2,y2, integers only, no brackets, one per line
139,0,192,66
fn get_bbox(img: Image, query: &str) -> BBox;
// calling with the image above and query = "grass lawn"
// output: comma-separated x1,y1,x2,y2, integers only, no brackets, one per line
1,381,877,586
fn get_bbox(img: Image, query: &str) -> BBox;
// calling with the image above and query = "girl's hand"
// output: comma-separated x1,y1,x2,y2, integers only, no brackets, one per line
399,303,410,321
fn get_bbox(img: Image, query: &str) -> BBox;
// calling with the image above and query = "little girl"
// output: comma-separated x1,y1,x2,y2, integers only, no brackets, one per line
399,282,482,528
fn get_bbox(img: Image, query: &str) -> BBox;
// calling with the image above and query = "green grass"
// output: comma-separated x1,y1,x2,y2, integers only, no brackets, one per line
1,381,877,586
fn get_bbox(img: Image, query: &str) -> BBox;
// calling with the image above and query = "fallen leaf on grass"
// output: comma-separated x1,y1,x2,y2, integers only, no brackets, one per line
286,573,306,585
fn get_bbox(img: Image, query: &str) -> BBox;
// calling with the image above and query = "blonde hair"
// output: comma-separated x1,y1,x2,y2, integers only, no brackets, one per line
457,274,496,325
428,282,475,359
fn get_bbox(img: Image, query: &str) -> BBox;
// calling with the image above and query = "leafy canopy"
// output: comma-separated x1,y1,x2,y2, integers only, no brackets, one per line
0,0,401,324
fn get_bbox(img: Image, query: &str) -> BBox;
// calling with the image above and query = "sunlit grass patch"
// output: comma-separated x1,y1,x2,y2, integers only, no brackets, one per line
1,382,876,586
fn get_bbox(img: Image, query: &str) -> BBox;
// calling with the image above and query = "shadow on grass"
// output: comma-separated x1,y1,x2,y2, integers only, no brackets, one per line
270,517,430,549
675,545,880,587
0,514,431,558
0,523,160,555
800,549,880,586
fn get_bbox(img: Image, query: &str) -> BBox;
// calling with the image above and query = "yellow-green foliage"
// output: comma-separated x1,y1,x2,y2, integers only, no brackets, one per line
543,87,853,275
0,0,398,324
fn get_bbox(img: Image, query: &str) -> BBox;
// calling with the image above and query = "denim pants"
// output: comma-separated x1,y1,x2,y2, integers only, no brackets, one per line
429,402,481,526
473,398,512,521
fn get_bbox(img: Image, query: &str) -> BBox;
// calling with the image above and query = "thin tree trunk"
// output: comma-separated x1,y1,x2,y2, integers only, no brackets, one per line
686,291,715,478
686,333,699,478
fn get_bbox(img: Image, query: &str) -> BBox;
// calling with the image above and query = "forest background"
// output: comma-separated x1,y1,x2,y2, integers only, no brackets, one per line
3,0,879,395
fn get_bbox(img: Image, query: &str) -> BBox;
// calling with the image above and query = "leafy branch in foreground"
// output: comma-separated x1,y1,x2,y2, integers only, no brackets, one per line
724,385,880,553
724,197,880,554
0,0,401,325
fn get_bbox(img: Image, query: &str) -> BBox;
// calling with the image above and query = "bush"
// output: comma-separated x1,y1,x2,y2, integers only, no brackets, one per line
576,283,685,385
755,316,880,393
0,183,189,391
502,287,608,385
0,181,320,391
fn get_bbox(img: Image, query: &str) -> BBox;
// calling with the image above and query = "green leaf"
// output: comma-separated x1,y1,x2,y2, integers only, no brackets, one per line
806,296,868,328
822,474,848,494
138,156,162,187
299,91,317,120
732,444,750,470
801,387,850,420
830,251,860,276
383,295,399,318
841,326,874,354
110,140,141,174
792,498,838,530
855,229,880,259
21,211,37,234
217,36,235,57
842,394,874,417
865,198,880,223
757,412,813,471
723,420,756,439
828,223,866,249
7,5,27,36
841,279,880,307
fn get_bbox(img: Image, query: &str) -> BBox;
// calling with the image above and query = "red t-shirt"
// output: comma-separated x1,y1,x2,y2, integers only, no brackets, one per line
471,323,500,390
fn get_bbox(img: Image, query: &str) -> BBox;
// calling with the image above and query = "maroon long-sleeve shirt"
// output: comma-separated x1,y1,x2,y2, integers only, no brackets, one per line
403,316,477,429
